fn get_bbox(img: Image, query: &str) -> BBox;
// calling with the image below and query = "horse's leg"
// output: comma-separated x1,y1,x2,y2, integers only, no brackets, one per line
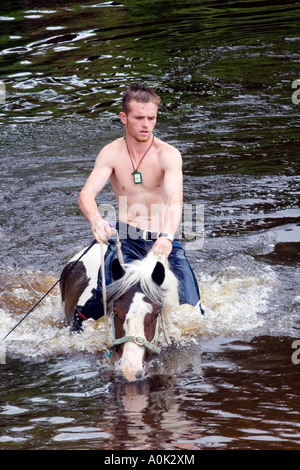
60,261,89,326
60,243,103,331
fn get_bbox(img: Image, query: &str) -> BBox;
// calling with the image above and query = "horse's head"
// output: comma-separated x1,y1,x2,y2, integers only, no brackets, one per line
108,257,166,382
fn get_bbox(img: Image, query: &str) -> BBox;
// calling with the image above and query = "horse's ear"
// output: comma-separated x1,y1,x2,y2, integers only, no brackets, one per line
111,258,125,280
151,262,165,286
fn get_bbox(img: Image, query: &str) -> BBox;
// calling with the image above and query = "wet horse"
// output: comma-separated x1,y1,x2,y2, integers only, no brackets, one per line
60,245,179,381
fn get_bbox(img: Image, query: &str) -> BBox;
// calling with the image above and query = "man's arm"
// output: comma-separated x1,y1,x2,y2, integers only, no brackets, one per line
78,147,114,243
153,147,183,257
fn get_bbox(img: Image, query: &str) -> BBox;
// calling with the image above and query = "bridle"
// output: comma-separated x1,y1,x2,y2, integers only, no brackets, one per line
110,309,162,355
100,231,172,356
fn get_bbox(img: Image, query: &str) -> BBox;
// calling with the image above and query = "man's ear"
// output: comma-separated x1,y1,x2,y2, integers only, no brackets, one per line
119,111,127,125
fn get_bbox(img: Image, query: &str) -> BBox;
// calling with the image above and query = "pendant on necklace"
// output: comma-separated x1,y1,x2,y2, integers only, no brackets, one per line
132,171,142,184
125,135,154,185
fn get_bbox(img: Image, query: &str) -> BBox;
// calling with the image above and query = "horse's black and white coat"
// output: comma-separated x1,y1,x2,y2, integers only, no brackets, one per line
60,244,179,381
60,243,101,327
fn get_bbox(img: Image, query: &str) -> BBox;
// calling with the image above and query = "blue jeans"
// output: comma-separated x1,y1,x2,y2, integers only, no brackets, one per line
97,225,202,308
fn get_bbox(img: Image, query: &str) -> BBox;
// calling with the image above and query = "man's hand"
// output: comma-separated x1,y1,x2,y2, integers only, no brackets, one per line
153,236,173,258
91,218,112,244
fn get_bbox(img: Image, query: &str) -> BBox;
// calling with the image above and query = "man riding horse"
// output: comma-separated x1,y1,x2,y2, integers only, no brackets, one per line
71,83,203,331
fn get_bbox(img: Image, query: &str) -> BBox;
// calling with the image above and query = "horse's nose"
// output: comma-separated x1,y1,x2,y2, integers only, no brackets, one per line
135,369,144,380
118,344,145,382
118,367,145,382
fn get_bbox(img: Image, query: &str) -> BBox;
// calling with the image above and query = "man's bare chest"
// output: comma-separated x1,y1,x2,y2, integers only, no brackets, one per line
111,152,164,194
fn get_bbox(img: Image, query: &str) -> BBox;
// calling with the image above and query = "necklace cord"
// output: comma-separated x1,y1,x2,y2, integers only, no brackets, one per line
125,136,154,174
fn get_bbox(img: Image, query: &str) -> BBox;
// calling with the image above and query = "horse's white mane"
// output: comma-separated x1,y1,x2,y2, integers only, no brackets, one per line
107,252,170,306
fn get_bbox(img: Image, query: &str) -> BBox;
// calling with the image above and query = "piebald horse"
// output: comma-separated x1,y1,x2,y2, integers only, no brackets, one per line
60,243,179,382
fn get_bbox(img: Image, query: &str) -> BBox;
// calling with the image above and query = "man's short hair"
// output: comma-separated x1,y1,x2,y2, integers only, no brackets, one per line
122,83,160,114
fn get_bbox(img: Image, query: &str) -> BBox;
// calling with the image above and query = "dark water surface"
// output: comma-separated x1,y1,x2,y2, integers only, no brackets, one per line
0,0,299,451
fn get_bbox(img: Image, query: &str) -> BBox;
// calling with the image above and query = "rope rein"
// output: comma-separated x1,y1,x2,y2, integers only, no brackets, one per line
101,228,171,352
3,229,170,354
101,228,124,347
2,239,98,341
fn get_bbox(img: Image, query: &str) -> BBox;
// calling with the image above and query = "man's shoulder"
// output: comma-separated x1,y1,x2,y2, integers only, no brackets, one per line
96,137,123,162
155,136,180,151
92,138,123,172
101,137,123,154
156,137,182,164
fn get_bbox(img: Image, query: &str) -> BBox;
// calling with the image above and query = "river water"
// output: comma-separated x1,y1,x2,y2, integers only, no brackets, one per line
0,0,299,451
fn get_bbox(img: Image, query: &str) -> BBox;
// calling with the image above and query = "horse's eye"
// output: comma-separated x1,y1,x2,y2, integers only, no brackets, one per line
114,310,123,320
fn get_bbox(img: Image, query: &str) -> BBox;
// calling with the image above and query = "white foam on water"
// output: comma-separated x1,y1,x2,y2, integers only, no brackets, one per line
0,267,110,360
1,302,109,360
161,262,277,343
0,260,277,360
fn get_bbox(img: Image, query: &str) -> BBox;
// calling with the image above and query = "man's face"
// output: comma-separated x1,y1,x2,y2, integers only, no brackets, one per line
120,100,158,142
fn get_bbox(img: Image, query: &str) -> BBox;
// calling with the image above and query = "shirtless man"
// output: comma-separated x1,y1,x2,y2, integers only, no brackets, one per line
72,83,202,331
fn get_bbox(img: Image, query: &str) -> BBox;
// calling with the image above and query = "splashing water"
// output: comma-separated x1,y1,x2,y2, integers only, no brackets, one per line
0,257,277,362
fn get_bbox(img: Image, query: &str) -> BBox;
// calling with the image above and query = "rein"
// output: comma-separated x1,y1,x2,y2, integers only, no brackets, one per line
3,228,171,356
101,227,123,347
101,229,171,355
2,239,98,341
